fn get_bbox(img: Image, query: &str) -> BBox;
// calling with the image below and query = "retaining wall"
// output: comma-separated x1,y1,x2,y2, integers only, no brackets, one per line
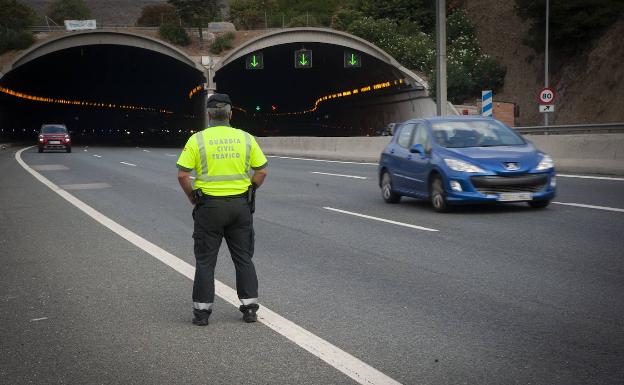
257,133,624,175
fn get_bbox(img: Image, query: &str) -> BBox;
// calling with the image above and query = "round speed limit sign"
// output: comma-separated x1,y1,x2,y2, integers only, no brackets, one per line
538,88,556,105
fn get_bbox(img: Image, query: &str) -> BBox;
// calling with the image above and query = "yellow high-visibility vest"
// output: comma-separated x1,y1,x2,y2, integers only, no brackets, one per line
177,126,267,196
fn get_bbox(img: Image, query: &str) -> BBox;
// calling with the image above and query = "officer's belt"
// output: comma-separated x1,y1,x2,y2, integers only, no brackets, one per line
199,192,247,201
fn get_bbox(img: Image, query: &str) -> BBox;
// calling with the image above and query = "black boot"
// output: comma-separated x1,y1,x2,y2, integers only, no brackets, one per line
239,303,259,323
192,308,212,326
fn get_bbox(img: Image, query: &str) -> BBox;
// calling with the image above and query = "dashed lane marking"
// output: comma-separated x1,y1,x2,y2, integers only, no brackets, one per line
93,155,102,158
324,207,439,232
32,164,69,171
553,202,624,213
311,171,367,179
120,161,136,167
60,183,111,190
16,146,402,385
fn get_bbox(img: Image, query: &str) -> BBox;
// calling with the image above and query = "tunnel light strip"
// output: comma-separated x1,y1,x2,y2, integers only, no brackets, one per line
188,85,203,99
0,86,173,114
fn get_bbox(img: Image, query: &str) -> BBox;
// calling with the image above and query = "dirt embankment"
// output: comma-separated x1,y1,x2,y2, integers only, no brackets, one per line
464,0,624,125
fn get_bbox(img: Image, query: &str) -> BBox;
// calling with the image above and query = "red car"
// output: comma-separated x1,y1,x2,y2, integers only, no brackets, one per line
38,124,71,153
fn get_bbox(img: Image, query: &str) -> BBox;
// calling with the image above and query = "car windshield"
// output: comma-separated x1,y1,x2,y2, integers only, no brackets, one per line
41,125,67,134
430,120,525,148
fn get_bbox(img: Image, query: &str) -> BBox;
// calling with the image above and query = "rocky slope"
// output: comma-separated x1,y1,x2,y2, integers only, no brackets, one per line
464,0,624,125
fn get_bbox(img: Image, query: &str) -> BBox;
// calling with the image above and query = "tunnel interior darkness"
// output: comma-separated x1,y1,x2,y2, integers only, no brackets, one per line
0,44,205,145
216,42,415,136
1,37,422,145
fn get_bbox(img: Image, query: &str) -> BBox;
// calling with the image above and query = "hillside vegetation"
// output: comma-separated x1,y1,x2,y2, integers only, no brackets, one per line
464,0,624,125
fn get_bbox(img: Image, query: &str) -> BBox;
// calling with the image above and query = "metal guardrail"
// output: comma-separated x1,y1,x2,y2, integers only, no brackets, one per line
28,26,160,32
515,123,624,135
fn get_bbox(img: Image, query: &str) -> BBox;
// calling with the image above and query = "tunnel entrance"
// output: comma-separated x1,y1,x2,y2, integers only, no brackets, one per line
213,28,432,137
0,32,206,145
1,28,434,145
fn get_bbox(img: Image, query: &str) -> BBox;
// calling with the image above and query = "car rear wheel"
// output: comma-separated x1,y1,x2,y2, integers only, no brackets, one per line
381,171,401,203
430,175,451,212
528,199,550,209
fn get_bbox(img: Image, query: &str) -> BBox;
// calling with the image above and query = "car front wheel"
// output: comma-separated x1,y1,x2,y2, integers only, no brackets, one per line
381,171,401,203
66,147,71,153
430,175,451,212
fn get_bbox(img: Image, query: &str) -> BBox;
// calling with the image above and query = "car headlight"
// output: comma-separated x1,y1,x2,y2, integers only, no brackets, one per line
444,158,485,173
536,155,554,170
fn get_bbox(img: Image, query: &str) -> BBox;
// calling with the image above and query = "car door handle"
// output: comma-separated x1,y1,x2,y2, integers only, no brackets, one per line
407,155,412,160
390,149,395,154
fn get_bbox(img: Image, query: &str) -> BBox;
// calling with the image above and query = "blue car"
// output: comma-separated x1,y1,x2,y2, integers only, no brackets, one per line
378,116,556,212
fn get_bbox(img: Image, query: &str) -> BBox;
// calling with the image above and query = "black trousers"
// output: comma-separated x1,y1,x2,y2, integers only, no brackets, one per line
192,196,257,305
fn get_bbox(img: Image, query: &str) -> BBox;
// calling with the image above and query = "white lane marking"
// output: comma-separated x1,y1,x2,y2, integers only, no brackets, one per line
311,171,367,180
324,207,439,232
166,154,177,157
16,146,401,385
553,202,624,213
143,149,150,153
93,155,102,158
60,183,111,190
268,155,377,166
558,174,624,182
120,161,136,167
32,164,69,171
30,317,48,322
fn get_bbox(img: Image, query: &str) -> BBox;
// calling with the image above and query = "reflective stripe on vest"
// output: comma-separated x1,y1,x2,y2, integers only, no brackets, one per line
195,129,252,181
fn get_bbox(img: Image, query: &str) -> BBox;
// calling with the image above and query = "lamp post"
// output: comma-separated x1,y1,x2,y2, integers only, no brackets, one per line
436,0,447,116
544,0,550,126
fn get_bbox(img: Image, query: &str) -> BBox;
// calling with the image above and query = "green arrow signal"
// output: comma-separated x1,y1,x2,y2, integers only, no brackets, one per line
299,53,308,66
251,55,259,68
349,53,357,65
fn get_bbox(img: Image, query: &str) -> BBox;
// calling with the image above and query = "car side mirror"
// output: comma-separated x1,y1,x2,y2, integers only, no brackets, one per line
409,143,425,154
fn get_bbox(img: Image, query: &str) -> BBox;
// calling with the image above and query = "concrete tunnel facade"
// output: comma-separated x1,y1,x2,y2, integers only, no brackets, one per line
0,28,438,143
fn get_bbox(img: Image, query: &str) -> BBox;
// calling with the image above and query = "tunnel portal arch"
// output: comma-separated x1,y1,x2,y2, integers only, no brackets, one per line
1,30,206,78
214,27,429,90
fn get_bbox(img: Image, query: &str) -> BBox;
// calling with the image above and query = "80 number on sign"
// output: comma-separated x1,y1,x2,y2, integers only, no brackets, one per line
538,88,556,105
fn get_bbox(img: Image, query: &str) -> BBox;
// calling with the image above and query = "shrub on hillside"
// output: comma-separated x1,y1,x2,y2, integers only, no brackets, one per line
210,32,235,54
47,0,92,24
137,4,178,27
0,29,35,54
287,14,321,28
0,0,36,30
515,0,624,57
159,23,191,46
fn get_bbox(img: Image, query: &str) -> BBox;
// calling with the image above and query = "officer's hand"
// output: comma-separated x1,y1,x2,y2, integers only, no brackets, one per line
188,193,198,205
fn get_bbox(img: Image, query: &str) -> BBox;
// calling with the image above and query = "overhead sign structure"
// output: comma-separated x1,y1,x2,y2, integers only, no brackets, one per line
294,49,312,69
539,104,555,113
245,53,264,70
538,87,556,105
64,20,96,31
344,51,362,68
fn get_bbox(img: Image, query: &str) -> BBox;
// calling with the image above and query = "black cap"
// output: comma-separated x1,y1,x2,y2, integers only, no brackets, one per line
206,93,232,108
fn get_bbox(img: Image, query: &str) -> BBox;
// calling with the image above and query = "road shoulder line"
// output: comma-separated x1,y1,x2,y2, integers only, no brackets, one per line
15,146,401,385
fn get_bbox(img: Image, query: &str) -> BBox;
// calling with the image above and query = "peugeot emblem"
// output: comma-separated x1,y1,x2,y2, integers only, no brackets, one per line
504,162,519,171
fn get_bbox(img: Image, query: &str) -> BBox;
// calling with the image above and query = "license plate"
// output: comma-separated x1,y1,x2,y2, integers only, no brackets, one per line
498,192,532,201
49,140,60,144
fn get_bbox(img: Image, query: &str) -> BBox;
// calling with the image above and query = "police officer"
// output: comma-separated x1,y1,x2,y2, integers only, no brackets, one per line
176,93,268,326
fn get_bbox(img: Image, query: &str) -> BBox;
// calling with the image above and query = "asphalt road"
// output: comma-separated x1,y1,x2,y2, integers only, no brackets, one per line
1,145,623,385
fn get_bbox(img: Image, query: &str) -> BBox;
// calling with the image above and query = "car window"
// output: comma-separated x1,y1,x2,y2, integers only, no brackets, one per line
430,120,525,148
396,124,415,148
41,125,67,134
411,124,431,153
